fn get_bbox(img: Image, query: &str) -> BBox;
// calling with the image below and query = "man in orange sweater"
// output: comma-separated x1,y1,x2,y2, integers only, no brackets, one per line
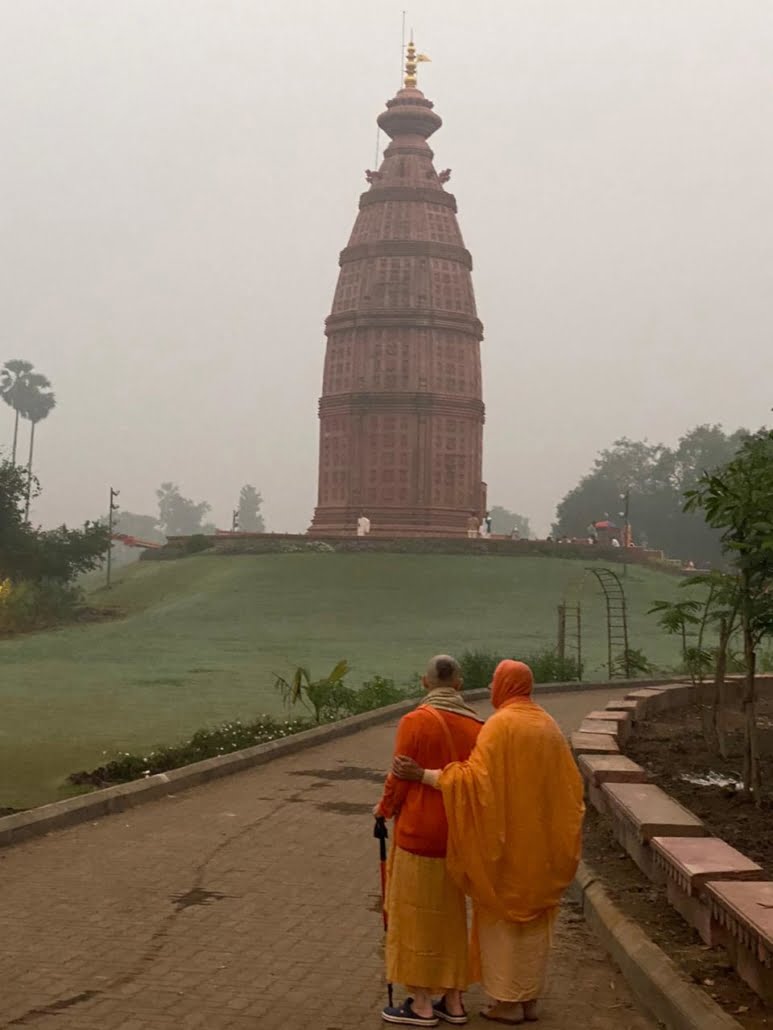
374,655,483,1027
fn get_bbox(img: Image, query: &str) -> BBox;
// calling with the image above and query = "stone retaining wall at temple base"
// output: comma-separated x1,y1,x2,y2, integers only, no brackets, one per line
573,676,773,1008
150,532,673,568
0,677,678,851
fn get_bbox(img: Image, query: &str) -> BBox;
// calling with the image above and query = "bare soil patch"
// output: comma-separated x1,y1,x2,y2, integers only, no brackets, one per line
627,700,773,875
584,809,769,1027
584,696,773,1027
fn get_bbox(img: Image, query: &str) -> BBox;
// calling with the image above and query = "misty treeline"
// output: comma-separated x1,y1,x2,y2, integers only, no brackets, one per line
552,423,764,565
0,359,56,519
115,482,265,541
489,507,532,538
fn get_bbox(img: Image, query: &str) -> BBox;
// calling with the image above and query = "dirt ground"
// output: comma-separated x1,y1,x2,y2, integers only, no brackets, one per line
627,700,773,875
583,811,770,1027
584,696,773,1028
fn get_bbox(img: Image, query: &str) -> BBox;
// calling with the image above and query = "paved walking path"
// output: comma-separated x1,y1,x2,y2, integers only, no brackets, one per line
0,688,656,1029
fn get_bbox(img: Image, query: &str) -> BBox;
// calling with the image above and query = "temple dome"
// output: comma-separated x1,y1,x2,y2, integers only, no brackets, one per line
377,87,442,140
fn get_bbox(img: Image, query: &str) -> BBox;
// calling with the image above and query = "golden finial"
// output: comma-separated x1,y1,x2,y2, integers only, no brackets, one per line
404,37,431,88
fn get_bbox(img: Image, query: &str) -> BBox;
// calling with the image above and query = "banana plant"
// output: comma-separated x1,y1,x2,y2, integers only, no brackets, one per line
273,660,352,724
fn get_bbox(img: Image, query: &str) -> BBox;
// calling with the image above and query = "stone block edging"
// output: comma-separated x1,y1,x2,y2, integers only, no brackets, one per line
0,676,675,851
572,861,742,1030
576,678,773,1008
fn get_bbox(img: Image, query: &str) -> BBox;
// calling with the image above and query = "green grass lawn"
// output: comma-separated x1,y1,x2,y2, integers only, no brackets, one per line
0,553,684,808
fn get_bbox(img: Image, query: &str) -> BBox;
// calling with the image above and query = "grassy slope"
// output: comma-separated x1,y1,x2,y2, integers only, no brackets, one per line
0,553,683,807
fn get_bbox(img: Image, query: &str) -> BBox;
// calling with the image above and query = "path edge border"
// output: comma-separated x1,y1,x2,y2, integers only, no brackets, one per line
0,677,677,850
571,861,743,1030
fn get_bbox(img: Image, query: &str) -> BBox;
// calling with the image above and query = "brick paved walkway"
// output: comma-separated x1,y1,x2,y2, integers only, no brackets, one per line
0,688,656,1029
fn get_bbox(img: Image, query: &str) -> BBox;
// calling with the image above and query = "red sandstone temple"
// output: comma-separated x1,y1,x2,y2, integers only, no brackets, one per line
309,44,486,538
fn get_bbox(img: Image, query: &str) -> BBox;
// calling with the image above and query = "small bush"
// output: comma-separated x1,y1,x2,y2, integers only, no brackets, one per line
71,666,423,788
184,534,213,554
0,578,82,634
349,675,414,714
460,648,582,689
525,648,582,683
614,648,655,678
68,714,310,787
459,650,500,691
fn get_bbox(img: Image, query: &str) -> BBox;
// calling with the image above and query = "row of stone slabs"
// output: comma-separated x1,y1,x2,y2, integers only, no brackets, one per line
572,684,773,1007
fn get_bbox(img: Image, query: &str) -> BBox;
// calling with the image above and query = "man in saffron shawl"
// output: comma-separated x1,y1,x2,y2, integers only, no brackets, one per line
393,660,584,1025
374,655,483,1026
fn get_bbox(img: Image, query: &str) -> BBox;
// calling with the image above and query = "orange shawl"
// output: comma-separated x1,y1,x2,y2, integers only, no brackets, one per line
439,660,584,923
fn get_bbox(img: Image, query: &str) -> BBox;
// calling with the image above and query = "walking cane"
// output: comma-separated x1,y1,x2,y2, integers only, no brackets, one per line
374,816,394,1008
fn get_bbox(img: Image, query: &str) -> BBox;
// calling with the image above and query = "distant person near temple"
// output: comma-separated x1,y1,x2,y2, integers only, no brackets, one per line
484,512,493,536
357,513,371,537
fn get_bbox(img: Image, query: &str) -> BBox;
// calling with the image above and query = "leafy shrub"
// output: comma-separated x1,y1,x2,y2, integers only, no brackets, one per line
69,714,310,787
525,648,582,683
460,647,582,688
459,650,500,692
184,534,213,554
681,645,714,681
349,675,414,714
274,663,416,722
0,578,82,634
274,660,355,723
614,648,655,677
69,670,416,788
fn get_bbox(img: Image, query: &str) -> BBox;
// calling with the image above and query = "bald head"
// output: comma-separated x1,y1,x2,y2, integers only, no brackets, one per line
423,654,462,692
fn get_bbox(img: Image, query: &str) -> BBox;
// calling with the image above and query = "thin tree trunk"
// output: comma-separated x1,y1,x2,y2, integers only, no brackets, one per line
742,612,760,801
11,408,19,464
681,623,695,685
696,585,715,686
24,421,35,521
714,618,730,759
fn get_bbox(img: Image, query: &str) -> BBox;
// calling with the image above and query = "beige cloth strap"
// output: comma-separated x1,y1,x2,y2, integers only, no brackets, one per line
424,705,460,764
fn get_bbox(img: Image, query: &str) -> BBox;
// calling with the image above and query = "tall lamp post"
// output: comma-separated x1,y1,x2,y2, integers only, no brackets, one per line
619,489,630,577
231,509,239,533
106,486,120,589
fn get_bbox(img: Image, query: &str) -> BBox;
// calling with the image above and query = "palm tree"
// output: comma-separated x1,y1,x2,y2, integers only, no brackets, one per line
0,359,36,463
24,387,56,521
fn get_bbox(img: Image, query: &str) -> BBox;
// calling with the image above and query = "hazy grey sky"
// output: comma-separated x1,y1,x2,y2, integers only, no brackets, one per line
2,1,771,534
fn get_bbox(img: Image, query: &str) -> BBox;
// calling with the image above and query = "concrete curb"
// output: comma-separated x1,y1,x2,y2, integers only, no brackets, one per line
0,677,676,850
572,861,742,1030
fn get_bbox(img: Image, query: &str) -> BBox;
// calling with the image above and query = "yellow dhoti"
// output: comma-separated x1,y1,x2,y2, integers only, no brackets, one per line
386,845,469,992
472,907,556,1003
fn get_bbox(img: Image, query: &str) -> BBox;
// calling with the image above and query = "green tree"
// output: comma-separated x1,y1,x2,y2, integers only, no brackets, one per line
648,597,703,681
113,511,164,543
681,571,742,755
0,457,108,584
156,482,211,536
489,506,531,538
553,425,752,563
685,427,773,798
238,484,266,532
24,386,56,520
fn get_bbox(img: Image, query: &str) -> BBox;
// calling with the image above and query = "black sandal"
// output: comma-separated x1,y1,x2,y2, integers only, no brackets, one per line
433,996,469,1025
382,998,440,1027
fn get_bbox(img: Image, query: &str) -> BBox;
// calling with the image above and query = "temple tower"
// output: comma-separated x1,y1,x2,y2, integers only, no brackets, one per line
310,44,486,537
